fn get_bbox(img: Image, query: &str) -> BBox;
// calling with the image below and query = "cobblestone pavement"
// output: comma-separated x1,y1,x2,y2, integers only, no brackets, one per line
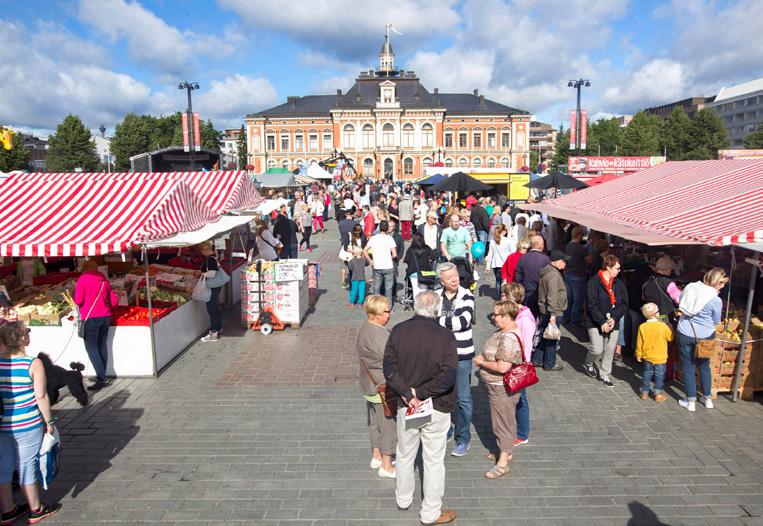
44,219,763,526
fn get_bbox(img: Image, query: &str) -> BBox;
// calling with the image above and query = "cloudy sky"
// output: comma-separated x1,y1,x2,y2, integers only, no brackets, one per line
2,0,761,137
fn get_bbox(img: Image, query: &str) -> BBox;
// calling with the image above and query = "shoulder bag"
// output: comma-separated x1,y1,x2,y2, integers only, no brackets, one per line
689,320,716,360
360,358,397,418
502,332,539,395
77,281,104,338
412,250,437,286
205,259,231,289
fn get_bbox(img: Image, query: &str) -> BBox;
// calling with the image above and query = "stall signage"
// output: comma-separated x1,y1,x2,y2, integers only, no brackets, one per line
568,156,666,173
275,261,304,281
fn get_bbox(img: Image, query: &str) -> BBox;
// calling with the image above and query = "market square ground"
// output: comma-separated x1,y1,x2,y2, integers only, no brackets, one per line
42,226,763,526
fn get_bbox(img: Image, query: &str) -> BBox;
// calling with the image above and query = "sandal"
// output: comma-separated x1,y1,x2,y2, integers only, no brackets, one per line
485,452,513,462
484,464,510,479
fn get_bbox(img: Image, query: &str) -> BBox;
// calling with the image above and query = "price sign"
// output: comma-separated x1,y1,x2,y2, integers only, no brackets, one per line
275,261,304,282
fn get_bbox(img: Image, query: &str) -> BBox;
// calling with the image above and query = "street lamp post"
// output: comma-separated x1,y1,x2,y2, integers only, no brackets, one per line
567,78,590,155
178,81,200,170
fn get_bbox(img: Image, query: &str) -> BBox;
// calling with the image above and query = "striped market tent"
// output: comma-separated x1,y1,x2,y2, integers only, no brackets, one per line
7,171,263,215
0,177,218,257
523,160,763,246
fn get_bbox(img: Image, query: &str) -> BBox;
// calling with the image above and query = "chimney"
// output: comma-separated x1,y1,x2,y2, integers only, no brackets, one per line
336,89,343,96
479,95,485,105
473,89,479,96
287,96,298,109
433,88,439,95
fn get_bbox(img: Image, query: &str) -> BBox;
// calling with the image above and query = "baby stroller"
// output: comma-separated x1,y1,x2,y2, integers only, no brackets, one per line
399,251,439,310
451,257,476,290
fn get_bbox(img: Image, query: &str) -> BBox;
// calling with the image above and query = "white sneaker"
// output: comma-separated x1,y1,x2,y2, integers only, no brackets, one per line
200,332,219,342
378,467,396,479
369,458,382,469
699,396,714,409
678,399,696,412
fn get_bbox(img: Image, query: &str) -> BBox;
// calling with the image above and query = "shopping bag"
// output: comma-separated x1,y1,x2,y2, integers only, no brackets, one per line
191,276,211,302
37,427,61,491
206,268,231,288
543,322,562,340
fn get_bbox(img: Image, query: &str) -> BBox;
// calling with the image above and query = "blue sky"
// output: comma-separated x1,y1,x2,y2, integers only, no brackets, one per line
1,0,761,136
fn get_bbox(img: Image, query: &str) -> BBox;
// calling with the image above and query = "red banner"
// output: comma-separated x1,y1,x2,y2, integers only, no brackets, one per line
193,112,201,152
580,110,587,150
181,113,190,152
569,110,577,150
568,156,667,173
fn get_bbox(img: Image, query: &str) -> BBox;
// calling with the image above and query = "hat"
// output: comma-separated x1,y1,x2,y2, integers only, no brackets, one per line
652,255,675,275
549,250,570,263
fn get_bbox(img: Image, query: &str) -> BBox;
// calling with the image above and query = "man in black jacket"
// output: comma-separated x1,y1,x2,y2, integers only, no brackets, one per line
384,290,458,526
273,206,298,259
469,200,490,264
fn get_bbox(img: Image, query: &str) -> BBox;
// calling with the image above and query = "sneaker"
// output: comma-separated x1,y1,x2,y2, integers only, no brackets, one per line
639,392,649,401
513,437,529,446
1,503,29,525
450,442,470,457
531,362,543,368
584,363,598,378
378,467,396,479
699,396,714,409
200,332,219,342
86,380,107,391
369,458,382,469
654,393,668,403
544,364,564,371
678,399,696,412
600,376,614,387
27,503,61,524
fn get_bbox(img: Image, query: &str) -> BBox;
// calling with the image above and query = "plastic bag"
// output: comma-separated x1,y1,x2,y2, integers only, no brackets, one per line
191,276,211,302
543,322,562,340
37,427,61,490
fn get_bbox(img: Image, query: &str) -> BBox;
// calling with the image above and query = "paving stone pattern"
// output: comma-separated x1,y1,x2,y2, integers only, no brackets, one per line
43,219,763,525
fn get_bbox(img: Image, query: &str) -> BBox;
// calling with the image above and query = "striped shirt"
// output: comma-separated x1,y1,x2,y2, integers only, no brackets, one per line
437,287,475,360
0,356,43,433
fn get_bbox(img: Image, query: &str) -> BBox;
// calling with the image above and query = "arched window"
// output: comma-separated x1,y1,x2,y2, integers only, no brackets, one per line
403,157,414,176
383,123,394,147
308,130,318,150
501,129,511,148
458,128,468,148
296,159,304,168
445,158,454,167
266,134,275,150
363,158,374,177
294,129,304,150
343,124,355,149
473,128,482,149
444,128,454,148
280,131,290,151
362,124,374,149
422,157,432,167
267,159,276,168
473,157,482,168
383,158,393,179
422,123,433,148
458,157,467,167
487,157,496,168
487,127,497,149
281,159,289,168
402,123,414,148
516,131,525,148
501,157,510,168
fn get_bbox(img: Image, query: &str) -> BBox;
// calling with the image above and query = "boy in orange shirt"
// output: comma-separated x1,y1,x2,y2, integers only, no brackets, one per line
636,303,673,403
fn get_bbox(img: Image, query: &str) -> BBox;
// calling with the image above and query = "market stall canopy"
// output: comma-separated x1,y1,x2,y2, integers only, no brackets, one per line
0,177,218,257
252,172,298,188
519,160,763,246
581,173,620,186
417,174,446,186
265,167,292,174
431,171,492,193
306,162,333,180
143,214,254,248
525,172,589,190
250,198,290,215
294,174,317,186
6,171,263,215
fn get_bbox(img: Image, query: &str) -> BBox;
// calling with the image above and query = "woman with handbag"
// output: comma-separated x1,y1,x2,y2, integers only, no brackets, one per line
485,224,515,300
199,242,229,343
675,267,727,412
254,221,281,262
356,295,396,479
74,260,118,390
403,233,436,297
472,300,525,480
0,321,62,523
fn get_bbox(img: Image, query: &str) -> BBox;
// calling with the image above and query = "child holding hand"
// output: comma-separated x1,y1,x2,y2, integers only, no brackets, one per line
636,302,673,403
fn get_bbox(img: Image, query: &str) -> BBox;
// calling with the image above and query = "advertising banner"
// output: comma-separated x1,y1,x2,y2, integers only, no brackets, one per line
567,156,667,173
580,110,587,150
193,112,201,152
181,113,190,152
569,110,577,149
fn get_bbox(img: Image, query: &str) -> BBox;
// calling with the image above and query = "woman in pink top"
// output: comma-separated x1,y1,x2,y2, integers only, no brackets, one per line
73,261,118,390
501,282,536,446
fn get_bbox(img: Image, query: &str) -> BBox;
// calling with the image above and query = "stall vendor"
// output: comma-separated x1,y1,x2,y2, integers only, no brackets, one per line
16,258,46,287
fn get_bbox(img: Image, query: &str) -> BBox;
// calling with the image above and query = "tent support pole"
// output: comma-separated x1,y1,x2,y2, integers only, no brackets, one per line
143,247,158,377
731,258,760,402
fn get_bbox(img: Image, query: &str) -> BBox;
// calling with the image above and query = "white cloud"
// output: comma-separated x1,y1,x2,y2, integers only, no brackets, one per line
409,49,494,93
218,0,460,60
79,0,241,75
31,21,110,66
194,74,279,128
601,59,691,112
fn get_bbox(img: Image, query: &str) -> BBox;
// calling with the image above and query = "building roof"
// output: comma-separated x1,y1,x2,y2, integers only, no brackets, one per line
713,77,763,103
249,77,529,118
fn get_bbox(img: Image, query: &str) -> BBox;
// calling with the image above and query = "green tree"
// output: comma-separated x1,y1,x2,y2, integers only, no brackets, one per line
619,111,662,156
0,130,30,172
585,117,622,156
550,128,570,173
743,125,763,148
661,107,693,160
237,125,248,169
685,108,729,159
529,149,540,172
46,114,100,171
110,113,155,171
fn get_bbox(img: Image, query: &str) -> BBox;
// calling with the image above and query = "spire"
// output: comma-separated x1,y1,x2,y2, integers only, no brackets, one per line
377,23,399,76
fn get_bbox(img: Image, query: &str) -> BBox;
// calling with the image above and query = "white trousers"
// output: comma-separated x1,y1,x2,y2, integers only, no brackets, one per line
408,274,429,298
395,408,450,524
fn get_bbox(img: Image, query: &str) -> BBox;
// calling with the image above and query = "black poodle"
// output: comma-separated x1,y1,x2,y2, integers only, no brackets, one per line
36,353,88,406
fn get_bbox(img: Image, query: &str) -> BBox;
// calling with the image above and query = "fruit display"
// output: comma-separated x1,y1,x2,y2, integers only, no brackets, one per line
111,306,173,326
137,286,188,305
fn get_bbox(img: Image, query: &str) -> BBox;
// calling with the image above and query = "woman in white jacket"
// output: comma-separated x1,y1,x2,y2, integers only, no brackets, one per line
485,225,515,300
310,194,325,233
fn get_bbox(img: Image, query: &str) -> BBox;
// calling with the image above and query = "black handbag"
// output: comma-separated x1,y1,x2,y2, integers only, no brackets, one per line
412,250,437,286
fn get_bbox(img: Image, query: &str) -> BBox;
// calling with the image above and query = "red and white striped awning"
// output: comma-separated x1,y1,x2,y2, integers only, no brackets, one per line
0,177,218,257
521,160,763,246
7,171,264,215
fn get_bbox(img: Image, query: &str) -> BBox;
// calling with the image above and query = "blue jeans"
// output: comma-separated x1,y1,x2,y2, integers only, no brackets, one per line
206,286,222,333
532,314,559,369
493,267,502,300
515,389,529,441
562,274,585,325
677,331,712,401
373,268,395,305
453,359,473,445
0,428,43,485
84,315,111,381
349,280,366,305
641,361,666,394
